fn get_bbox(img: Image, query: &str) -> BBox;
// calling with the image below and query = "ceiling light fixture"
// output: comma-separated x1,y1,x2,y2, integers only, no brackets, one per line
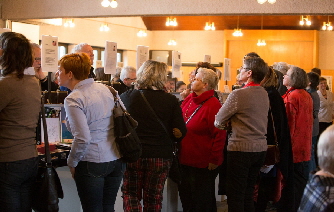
101,0,118,8
299,15,311,26
168,39,177,46
322,16,333,31
166,17,177,27
257,0,276,4
99,23,110,31
257,16,266,46
63,19,75,27
204,22,215,31
232,16,243,37
137,30,147,37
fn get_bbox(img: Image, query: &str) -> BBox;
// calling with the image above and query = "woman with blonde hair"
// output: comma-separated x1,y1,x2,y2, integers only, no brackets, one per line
58,53,125,211
120,60,187,211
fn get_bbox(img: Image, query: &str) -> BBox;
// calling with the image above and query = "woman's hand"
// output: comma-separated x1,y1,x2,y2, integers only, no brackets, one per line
180,89,191,100
69,166,75,179
208,163,218,170
173,128,182,138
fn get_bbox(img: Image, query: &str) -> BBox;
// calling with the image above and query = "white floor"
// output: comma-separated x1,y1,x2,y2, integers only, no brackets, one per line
56,166,223,212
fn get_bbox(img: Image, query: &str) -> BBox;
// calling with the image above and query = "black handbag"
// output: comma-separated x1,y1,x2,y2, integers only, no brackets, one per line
32,97,64,212
140,90,182,184
108,87,142,163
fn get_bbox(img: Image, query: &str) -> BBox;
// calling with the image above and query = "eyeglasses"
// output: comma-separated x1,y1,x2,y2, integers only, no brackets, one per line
35,57,41,61
125,78,137,81
240,66,251,71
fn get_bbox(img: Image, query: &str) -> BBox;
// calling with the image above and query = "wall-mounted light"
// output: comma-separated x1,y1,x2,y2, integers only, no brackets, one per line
99,23,110,31
137,30,147,37
322,16,333,31
257,39,266,46
257,0,276,4
63,19,75,27
168,39,177,45
101,0,117,8
204,22,215,31
166,17,177,27
299,16,311,26
232,16,243,37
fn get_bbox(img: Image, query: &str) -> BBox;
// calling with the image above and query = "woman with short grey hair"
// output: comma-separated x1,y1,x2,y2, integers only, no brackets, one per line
282,65,313,211
120,60,187,211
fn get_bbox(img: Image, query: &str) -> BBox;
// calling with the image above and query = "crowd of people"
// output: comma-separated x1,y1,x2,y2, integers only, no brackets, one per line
1,31,334,212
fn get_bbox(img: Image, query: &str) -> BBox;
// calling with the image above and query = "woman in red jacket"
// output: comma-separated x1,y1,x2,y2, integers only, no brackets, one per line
282,66,313,211
178,67,226,212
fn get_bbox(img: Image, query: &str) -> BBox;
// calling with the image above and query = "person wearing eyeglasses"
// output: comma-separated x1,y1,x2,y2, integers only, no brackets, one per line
215,56,269,212
114,66,137,95
31,43,59,91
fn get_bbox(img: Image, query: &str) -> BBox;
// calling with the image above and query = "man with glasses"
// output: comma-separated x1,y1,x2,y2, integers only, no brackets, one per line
114,66,137,94
31,43,59,91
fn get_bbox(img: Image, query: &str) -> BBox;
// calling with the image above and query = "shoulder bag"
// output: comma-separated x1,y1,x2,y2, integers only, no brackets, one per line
263,107,280,165
139,90,184,184
108,86,142,163
32,95,64,212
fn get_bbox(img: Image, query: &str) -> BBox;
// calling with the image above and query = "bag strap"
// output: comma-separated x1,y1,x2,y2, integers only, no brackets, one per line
269,106,278,147
185,96,213,124
139,90,170,137
107,86,127,113
41,94,52,166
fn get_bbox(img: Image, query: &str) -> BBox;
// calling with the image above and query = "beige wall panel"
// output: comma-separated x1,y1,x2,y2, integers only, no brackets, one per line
2,0,334,20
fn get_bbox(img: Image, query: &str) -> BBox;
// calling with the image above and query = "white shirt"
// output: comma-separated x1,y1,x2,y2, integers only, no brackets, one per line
317,90,334,123
65,78,120,167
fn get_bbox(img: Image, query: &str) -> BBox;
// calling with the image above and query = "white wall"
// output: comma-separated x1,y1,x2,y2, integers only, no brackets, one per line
13,17,334,71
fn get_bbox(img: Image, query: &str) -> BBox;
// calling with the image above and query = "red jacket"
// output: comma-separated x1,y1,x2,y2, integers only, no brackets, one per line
283,88,313,163
179,90,226,168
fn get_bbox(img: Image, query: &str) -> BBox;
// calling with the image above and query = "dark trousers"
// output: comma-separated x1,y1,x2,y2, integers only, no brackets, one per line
74,159,126,212
178,164,220,212
293,161,309,212
227,151,266,212
0,157,38,212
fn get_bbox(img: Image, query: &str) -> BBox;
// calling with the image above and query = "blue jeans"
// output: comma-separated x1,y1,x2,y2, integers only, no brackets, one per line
0,157,38,212
74,159,126,212
226,151,266,212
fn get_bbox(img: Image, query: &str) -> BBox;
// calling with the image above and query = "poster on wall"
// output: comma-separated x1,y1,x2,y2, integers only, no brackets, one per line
204,55,211,63
104,41,117,75
41,35,58,72
136,45,149,70
323,75,332,92
223,58,231,81
172,51,182,78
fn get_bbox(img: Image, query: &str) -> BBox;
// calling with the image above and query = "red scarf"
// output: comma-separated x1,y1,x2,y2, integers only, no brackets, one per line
243,81,260,88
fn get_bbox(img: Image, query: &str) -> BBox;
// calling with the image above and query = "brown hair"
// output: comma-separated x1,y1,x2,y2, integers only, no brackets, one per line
0,32,33,79
58,53,91,80
260,67,278,88
243,56,269,83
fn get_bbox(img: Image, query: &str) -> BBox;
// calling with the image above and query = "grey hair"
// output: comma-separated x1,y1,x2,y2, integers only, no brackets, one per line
136,60,168,90
197,68,218,90
318,125,334,174
273,62,289,75
72,43,89,53
120,66,136,81
289,66,308,89
31,43,40,50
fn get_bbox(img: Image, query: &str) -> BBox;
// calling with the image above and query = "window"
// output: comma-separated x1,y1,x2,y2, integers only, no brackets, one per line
92,47,123,68
58,43,68,59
